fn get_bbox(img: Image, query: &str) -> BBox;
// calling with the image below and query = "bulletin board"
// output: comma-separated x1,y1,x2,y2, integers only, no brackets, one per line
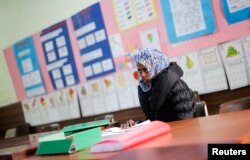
101,0,249,58
40,20,79,90
13,36,46,97
160,0,216,43
221,0,250,24
3,0,250,101
4,35,46,100
71,3,116,80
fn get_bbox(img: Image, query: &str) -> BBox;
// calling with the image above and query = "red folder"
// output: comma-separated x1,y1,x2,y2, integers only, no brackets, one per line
90,121,171,153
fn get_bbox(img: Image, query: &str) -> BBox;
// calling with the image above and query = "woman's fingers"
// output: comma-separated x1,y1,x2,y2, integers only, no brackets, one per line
120,119,135,129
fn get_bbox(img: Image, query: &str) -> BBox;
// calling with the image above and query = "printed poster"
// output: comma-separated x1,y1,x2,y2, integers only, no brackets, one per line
89,79,107,114
140,28,161,51
112,0,157,31
102,75,120,112
77,83,94,117
219,39,249,89
40,20,79,90
109,33,126,58
115,71,135,109
13,36,46,97
222,0,250,24
179,52,205,94
241,35,250,81
161,0,216,43
72,3,115,80
199,46,228,93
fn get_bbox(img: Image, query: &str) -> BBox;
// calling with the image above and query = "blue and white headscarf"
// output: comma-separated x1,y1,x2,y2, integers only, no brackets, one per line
132,48,170,92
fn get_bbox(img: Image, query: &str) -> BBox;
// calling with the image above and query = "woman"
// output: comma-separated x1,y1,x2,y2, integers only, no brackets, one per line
121,48,195,128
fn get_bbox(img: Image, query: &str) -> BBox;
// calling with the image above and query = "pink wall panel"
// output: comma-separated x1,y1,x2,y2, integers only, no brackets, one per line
3,47,24,100
101,0,249,58
100,0,169,54
3,0,249,101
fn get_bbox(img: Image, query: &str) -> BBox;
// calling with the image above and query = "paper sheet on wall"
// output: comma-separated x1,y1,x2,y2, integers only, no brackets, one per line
179,52,205,94
199,46,228,93
77,83,94,117
102,75,120,112
56,89,72,120
38,96,50,124
112,0,157,31
13,37,46,97
161,0,216,43
241,35,250,81
109,33,126,58
29,98,43,126
47,92,61,123
221,0,250,24
21,99,33,124
72,3,115,80
65,87,81,119
40,20,79,90
219,39,250,90
89,79,108,115
115,71,135,109
129,69,140,107
140,28,161,51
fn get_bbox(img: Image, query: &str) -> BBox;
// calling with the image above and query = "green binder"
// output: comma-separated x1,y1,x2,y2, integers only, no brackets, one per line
62,119,110,135
36,127,102,155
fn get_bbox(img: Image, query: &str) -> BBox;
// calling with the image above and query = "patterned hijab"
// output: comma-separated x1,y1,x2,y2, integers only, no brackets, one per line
132,48,170,92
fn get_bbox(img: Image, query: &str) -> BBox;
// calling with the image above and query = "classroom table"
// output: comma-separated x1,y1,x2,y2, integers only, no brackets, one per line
1,109,250,160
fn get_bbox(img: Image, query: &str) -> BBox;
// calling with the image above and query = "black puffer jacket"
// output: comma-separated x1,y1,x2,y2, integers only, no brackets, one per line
138,62,195,122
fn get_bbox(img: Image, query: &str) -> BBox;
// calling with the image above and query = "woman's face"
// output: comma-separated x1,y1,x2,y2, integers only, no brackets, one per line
137,63,151,83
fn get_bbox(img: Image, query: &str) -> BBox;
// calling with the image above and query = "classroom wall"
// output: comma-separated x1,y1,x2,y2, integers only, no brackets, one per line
0,0,249,135
0,0,249,108
0,0,100,107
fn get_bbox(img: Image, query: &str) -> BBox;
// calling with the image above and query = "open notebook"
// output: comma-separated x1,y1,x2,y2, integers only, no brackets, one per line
90,121,171,153
36,128,101,155
101,120,151,138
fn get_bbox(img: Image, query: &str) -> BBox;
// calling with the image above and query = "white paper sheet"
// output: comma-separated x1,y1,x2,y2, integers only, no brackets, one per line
102,75,120,112
199,46,228,93
169,0,205,37
56,90,72,120
241,35,250,81
47,92,61,123
219,39,249,89
89,79,107,114
115,71,135,109
179,52,205,93
21,99,33,124
65,87,81,119
77,83,94,117
109,33,125,57
140,28,161,51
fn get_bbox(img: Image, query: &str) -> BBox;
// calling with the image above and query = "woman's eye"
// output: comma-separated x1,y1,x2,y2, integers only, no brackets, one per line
138,68,148,74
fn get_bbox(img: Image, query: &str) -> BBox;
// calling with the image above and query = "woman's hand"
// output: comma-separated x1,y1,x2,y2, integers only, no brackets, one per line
120,119,136,129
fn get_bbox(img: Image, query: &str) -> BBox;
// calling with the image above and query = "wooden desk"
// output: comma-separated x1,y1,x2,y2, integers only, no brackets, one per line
0,131,58,160
1,109,250,160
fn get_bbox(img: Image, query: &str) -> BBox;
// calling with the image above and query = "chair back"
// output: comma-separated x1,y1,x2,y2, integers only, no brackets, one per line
94,114,115,123
5,123,30,138
39,123,60,132
192,91,200,101
194,101,209,117
219,96,250,114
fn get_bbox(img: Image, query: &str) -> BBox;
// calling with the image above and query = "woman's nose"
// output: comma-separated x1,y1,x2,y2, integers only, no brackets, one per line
141,71,147,78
